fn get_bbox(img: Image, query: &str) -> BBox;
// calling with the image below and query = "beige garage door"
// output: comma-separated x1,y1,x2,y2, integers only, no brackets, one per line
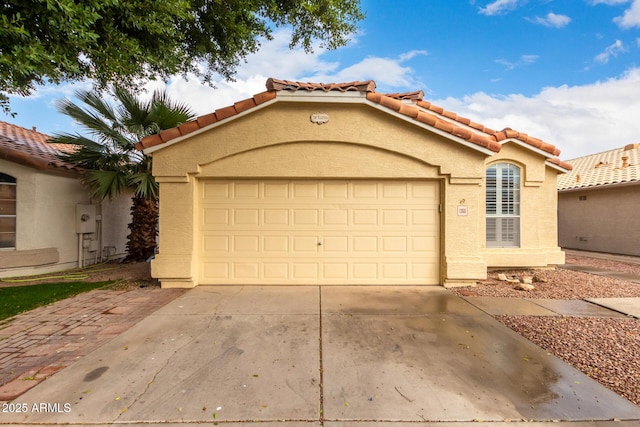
199,180,440,285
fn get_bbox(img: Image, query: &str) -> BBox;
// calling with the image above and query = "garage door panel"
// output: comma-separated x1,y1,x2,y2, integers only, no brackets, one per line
322,236,348,252
234,262,259,279
382,210,407,225
264,209,289,225
293,183,319,198
323,263,349,279
234,182,260,198
381,236,408,252
323,209,348,225
263,235,289,252
353,236,377,252
293,209,319,225
203,262,229,279
353,209,378,225
199,180,440,285
233,235,260,252
323,182,349,199
263,262,288,279
293,263,319,279
264,182,290,198
203,209,229,226
382,183,407,199
233,209,259,225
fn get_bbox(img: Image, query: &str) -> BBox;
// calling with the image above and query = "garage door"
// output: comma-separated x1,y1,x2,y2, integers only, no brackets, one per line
199,180,440,285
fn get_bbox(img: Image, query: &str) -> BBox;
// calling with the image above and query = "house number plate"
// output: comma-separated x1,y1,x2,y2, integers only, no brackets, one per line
310,113,329,124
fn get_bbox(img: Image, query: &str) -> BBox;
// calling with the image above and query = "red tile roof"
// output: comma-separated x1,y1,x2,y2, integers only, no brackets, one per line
136,78,571,170
0,122,79,173
557,144,640,191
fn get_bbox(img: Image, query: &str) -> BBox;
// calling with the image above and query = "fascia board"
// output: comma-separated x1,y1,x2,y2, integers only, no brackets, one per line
545,160,572,173
503,138,555,159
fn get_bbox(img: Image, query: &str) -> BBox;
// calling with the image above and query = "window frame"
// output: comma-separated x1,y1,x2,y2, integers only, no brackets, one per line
0,173,17,250
486,162,521,248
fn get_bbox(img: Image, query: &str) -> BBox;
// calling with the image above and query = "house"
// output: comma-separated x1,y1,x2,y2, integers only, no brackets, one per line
0,122,130,278
137,78,571,288
557,144,639,256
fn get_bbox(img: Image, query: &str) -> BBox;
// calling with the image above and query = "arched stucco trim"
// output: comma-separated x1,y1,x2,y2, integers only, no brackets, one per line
196,140,444,179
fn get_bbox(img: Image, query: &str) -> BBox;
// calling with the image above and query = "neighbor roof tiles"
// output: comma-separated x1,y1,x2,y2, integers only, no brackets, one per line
136,78,571,170
557,144,640,191
0,122,79,173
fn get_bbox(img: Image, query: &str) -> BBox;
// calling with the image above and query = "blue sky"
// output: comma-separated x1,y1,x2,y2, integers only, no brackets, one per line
7,0,640,159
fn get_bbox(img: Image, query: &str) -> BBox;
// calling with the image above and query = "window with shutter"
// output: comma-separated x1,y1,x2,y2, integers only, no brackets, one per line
0,173,16,249
486,163,520,248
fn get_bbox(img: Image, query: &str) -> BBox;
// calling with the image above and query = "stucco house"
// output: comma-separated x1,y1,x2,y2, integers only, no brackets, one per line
137,78,571,288
558,143,639,256
0,122,130,277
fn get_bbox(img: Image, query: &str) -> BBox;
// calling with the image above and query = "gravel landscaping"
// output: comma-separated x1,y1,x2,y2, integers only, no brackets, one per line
451,252,640,406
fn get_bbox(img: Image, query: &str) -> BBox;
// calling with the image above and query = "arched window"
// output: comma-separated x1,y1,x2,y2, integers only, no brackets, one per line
0,173,16,249
486,163,520,248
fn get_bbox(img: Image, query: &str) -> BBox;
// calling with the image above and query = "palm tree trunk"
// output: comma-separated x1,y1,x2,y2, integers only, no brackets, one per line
125,195,158,262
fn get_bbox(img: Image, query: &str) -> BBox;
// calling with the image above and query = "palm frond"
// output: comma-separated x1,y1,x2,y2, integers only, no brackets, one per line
83,169,130,200
55,95,136,152
54,85,195,201
129,170,159,199
48,132,105,152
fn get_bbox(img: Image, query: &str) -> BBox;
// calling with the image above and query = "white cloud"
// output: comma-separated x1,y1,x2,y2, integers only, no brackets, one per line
143,30,426,116
307,52,427,88
594,39,627,63
614,0,640,28
527,12,572,28
434,67,640,159
479,0,521,15
589,0,629,5
495,55,540,70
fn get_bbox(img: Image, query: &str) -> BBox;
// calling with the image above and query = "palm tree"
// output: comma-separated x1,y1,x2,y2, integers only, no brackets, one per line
51,86,195,261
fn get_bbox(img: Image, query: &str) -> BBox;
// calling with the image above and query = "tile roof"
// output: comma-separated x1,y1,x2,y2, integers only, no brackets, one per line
557,144,640,191
136,78,571,170
0,121,79,173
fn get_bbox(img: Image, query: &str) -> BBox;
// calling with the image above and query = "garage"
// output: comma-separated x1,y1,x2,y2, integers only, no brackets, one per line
140,78,570,288
199,180,440,285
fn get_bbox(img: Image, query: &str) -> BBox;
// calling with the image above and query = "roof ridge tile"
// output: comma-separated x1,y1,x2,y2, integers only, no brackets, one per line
136,78,567,165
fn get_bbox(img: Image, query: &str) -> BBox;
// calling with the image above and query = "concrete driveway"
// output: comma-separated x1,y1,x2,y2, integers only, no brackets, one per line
3,286,640,426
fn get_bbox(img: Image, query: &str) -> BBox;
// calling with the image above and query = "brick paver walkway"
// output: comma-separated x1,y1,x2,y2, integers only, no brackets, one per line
0,287,186,401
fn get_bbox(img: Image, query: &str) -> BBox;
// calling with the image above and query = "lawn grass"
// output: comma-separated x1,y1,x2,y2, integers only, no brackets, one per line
0,281,113,321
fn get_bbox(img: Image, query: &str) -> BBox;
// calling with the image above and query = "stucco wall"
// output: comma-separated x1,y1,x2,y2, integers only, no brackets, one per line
0,160,90,276
558,184,640,256
149,101,563,287
0,160,132,277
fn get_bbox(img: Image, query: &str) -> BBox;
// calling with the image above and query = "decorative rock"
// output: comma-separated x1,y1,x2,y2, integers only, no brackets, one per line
459,290,479,297
514,282,535,291
533,275,547,283
522,276,533,284
506,278,521,284
498,273,508,281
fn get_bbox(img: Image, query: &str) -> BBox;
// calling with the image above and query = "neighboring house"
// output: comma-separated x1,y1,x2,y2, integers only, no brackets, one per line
137,78,571,288
0,122,130,278
557,144,639,256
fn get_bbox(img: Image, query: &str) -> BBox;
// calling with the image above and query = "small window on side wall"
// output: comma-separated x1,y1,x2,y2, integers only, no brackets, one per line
0,173,16,249
486,163,520,248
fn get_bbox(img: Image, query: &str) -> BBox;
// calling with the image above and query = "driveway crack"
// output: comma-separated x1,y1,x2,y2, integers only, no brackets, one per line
114,314,218,421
